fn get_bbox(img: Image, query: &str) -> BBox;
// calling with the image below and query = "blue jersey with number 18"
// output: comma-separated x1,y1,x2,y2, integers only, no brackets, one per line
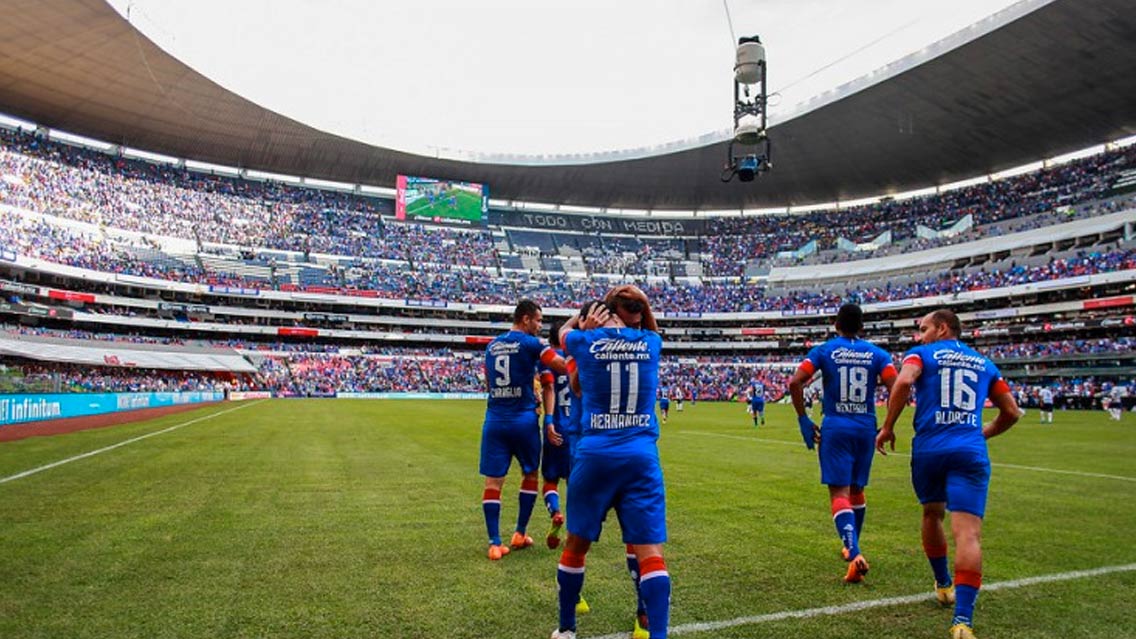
801,336,895,430
564,327,662,456
903,340,1005,455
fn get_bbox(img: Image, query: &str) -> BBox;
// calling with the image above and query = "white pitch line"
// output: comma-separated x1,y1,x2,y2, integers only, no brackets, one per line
587,562,1136,639
0,400,265,485
677,430,1136,482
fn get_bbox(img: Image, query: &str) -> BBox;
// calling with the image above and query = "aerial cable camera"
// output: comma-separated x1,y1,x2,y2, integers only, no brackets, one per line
722,35,771,183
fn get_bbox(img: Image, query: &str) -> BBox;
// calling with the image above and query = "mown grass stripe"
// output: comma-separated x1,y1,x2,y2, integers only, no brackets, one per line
589,562,1136,639
0,400,264,486
679,430,1136,482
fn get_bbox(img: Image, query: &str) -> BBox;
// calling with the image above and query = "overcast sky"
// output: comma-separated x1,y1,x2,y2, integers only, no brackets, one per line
108,0,1029,160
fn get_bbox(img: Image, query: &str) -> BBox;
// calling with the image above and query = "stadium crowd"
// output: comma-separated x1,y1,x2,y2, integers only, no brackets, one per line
6,361,238,393
704,144,1135,274
4,203,1133,313
985,337,1136,359
3,125,1134,280
2,351,800,401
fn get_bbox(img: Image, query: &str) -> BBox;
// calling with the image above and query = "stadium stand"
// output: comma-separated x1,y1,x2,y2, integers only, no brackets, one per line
2,123,1135,398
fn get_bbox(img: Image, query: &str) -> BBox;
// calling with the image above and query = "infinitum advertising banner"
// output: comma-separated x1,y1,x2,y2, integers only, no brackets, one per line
0,391,225,427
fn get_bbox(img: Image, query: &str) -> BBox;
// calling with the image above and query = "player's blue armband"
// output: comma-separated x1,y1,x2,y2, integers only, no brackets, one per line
543,414,554,428
798,415,817,450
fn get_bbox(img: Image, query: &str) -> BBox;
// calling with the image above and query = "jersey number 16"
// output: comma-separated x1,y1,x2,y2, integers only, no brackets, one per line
939,368,978,411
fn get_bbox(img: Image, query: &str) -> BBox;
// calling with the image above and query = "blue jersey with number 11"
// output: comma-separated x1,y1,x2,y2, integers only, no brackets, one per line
904,340,1005,455
564,327,662,456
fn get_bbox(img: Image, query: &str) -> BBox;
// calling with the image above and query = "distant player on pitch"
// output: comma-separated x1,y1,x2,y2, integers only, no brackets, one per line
876,309,1021,639
748,379,766,427
788,303,896,583
1039,386,1055,424
541,322,573,549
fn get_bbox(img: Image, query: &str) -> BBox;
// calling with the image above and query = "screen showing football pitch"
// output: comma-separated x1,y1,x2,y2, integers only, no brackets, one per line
396,175,488,225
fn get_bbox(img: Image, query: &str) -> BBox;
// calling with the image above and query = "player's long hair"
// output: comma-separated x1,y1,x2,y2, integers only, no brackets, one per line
604,285,658,333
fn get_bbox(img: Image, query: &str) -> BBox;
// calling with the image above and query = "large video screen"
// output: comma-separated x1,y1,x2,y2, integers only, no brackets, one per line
396,175,488,225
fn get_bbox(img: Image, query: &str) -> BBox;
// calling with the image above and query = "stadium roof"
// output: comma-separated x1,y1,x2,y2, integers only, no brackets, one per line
1,0,1134,211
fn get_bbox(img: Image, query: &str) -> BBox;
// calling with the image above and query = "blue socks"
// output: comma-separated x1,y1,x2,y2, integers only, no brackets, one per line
626,545,646,616
832,497,859,558
638,556,671,639
924,543,952,586
482,488,501,546
954,569,982,627
557,550,586,632
517,477,538,534
543,481,561,517
850,491,866,538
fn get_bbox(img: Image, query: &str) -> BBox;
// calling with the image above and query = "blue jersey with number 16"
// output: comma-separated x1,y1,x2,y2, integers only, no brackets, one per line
564,327,662,456
904,340,1004,455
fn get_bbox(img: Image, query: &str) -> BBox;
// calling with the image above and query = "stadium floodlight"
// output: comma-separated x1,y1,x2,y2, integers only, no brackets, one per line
722,36,772,183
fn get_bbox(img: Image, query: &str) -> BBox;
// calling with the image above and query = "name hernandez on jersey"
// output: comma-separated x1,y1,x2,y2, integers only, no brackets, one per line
564,327,662,452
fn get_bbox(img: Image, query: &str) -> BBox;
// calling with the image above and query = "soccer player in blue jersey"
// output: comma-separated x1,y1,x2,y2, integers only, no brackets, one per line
542,322,573,550
552,290,668,639
748,380,766,427
659,391,671,424
479,300,568,561
876,309,1021,639
788,303,897,583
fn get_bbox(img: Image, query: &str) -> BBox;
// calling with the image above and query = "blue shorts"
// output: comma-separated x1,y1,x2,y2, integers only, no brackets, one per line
566,448,666,544
910,449,991,518
542,427,572,481
479,414,540,478
660,399,670,411
818,427,875,487
750,401,765,413
564,431,580,463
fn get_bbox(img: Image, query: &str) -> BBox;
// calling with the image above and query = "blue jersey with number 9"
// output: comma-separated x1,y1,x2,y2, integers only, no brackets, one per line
484,330,551,419
903,340,1003,455
564,327,662,456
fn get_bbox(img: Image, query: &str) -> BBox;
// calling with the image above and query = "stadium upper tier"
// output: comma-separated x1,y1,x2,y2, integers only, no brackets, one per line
2,127,1135,278
2,203,1134,314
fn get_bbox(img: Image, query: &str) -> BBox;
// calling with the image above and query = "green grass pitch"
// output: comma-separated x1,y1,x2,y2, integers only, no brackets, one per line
1,400,1134,638
404,188,483,222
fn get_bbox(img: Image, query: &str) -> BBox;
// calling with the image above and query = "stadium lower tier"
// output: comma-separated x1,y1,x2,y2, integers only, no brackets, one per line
0,355,790,402
4,344,1133,409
